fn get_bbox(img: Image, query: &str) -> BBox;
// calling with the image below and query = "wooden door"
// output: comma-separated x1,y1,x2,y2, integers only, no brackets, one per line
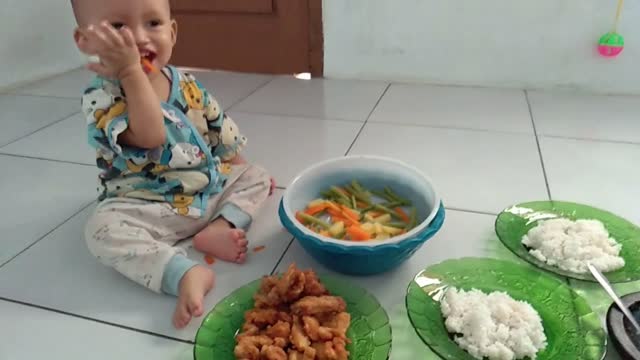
170,0,323,76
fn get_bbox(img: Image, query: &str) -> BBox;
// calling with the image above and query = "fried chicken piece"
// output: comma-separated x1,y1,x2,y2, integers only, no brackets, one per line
312,338,348,360
291,296,347,316
278,264,306,302
331,337,349,360
255,275,284,308
287,349,316,360
239,323,261,337
322,312,351,339
302,270,328,296
261,345,287,360
234,335,273,360
290,315,311,351
266,320,291,339
245,309,280,328
302,316,334,341
273,337,289,348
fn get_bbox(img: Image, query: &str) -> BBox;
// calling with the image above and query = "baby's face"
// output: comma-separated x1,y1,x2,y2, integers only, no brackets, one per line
74,0,177,74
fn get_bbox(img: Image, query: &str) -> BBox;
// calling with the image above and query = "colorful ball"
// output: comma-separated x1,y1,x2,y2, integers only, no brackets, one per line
598,32,625,57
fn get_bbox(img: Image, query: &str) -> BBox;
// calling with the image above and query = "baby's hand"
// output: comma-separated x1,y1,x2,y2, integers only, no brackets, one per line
79,21,141,80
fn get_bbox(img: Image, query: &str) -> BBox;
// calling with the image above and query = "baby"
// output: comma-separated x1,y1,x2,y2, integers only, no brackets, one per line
71,0,274,328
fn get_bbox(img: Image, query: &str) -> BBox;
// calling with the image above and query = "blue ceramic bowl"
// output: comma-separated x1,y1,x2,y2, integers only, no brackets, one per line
278,155,445,276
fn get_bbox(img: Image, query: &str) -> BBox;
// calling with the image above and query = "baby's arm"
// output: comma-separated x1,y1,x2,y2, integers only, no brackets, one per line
117,68,166,149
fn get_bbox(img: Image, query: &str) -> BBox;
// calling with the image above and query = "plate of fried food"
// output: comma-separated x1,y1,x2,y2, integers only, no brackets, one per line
194,264,392,360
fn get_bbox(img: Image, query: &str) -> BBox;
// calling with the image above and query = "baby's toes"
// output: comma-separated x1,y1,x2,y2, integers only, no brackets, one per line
173,302,192,328
236,252,247,264
188,298,204,318
236,237,248,248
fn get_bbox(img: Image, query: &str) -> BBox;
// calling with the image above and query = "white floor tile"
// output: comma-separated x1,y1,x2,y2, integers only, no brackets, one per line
349,123,548,213
0,155,97,265
0,300,192,360
231,77,388,121
231,111,363,187
540,137,640,225
185,69,273,110
529,91,640,143
0,95,79,147
369,84,533,133
0,113,94,165
0,190,292,341
10,68,94,99
275,209,517,310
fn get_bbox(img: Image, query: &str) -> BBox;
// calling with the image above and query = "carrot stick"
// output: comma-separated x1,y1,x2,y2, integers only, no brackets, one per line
305,204,327,216
347,225,371,241
395,207,411,223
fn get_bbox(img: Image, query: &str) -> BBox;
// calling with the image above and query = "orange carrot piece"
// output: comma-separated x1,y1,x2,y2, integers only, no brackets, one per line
253,245,266,253
347,225,371,241
395,207,410,223
334,187,348,195
356,201,368,209
318,230,330,237
325,201,341,212
368,211,385,218
304,204,327,216
295,211,306,224
204,255,215,265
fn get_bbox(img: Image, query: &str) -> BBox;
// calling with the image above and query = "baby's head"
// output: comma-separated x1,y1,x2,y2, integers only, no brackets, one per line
72,0,177,74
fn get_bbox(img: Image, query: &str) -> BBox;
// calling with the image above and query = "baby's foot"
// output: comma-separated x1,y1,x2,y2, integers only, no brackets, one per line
193,219,248,264
173,265,215,329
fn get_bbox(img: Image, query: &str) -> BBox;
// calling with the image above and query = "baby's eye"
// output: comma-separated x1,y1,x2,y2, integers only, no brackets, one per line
111,22,125,30
149,20,161,27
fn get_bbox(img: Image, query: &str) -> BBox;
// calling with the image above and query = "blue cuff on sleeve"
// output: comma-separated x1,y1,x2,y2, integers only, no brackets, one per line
216,203,252,231
161,254,199,296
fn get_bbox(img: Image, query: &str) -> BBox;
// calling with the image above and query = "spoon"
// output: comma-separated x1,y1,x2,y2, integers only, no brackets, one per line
588,263,640,334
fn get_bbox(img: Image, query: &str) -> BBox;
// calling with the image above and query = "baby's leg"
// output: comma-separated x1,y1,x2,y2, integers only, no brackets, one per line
194,164,271,263
85,198,214,328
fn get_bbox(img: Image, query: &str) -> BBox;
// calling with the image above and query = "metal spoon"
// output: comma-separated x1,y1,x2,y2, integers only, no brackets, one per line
588,263,640,334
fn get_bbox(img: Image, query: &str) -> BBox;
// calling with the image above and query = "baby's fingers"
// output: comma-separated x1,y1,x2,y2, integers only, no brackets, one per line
86,62,111,78
119,27,136,48
100,22,125,48
85,25,113,52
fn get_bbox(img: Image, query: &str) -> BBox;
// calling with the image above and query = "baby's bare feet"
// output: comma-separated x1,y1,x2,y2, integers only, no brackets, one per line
193,218,248,264
173,265,215,329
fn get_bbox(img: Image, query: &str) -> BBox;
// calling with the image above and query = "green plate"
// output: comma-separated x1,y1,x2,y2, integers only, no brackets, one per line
495,200,640,282
194,275,392,360
406,258,606,360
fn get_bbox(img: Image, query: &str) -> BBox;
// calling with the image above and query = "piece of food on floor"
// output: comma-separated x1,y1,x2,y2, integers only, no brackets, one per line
234,264,350,360
522,218,625,274
440,287,547,360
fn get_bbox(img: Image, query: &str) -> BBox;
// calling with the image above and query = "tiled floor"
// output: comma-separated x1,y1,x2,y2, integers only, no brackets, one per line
1,68,639,359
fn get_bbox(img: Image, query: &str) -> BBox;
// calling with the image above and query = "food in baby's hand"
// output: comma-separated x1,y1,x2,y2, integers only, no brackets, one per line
441,287,547,360
295,180,418,242
522,218,624,274
234,264,350,360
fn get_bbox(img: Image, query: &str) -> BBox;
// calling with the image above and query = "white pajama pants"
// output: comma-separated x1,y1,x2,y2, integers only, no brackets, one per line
84,164,271,296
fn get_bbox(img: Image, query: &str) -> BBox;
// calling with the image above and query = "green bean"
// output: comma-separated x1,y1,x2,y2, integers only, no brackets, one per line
373,204,403,220
330,186,351,203
351,180,372,203
298,213,331,229
351,195,357,209
371,189,394,202
345,185,372,206
384,187,412,206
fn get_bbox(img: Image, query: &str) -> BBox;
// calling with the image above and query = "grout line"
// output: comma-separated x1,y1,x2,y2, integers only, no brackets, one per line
444,206,498,216
4,93,78,100
0,297,194,345
524,90,552,201
0,201,96,269
344,84,391,156
0,152,94,167
225,77,276,110
270,237,296,275
539,133,640,147
227,108,366,124
0,111,80,148
366,119,534,136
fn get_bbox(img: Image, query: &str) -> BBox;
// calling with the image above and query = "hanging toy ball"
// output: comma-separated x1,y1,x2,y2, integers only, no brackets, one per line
598,0,625,58
598,32,625,57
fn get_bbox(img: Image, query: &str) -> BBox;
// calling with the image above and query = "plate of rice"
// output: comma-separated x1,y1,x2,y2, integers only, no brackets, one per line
495,200,640,282
406,258,606,360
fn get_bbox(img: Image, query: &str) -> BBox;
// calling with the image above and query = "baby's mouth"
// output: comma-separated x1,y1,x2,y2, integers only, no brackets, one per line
140,50,158,73
140,50,157,62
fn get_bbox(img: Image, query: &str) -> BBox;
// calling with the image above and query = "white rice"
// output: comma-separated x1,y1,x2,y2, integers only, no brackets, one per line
522,218,624,274
440,287,547,360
